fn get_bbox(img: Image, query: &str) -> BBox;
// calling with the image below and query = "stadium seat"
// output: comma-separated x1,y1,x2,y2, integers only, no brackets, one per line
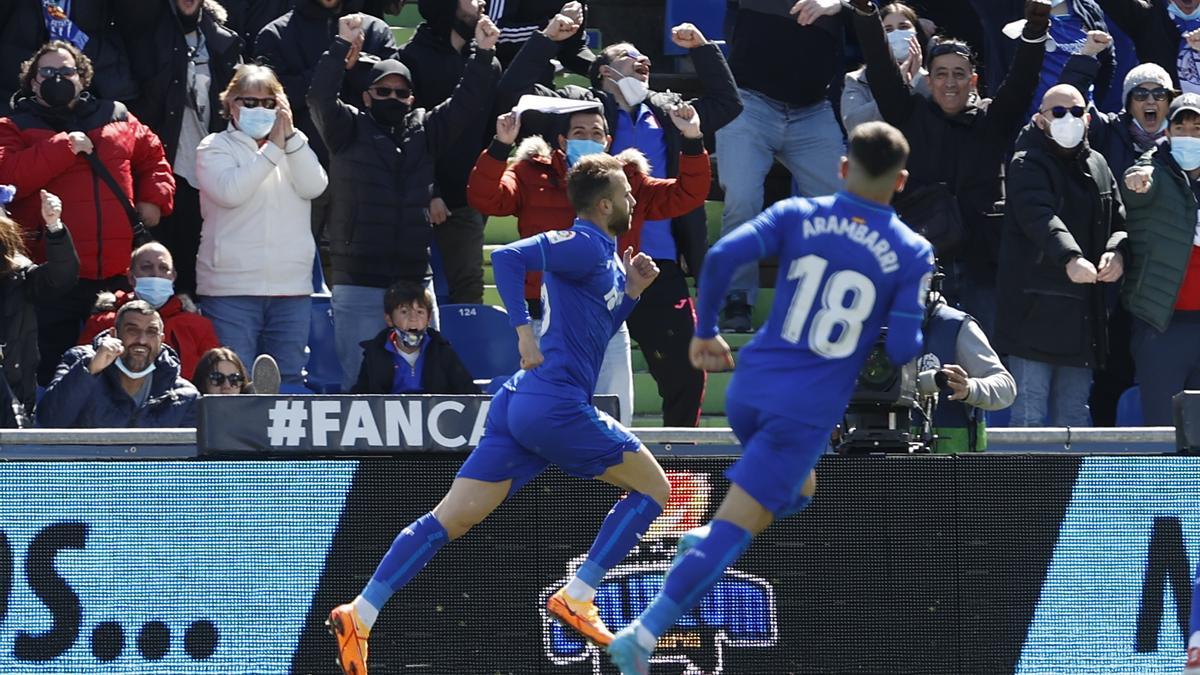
305,293,345,394
1116,386,1144,426
986,406,1011,429
439,304,520,381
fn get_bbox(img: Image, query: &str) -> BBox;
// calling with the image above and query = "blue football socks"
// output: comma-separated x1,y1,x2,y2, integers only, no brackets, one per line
639,519,753,638
567,492,662,601
358,512,448,625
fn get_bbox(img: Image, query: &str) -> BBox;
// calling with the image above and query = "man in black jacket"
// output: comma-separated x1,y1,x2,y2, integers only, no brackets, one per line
398,0,503,306
492,0,592,81
309,12,499,392
850,0,1050,337
995,83,1128,427
120,0,243,296
353,281,478,394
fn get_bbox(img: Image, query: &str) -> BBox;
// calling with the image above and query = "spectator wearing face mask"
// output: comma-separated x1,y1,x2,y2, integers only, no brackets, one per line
468,105,711,426
194,63,328,388
1119,93,1200,426
353,281,478,394
37,300,200,428
0,41,176,387
309,13,499,392
841,2,931,132
78,242,220,381
995,83,1128,427
1097,0,1200,96
0,188,79,428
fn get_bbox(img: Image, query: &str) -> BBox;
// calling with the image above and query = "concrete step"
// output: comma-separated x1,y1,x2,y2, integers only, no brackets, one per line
632,414,730,428
634,371,731,416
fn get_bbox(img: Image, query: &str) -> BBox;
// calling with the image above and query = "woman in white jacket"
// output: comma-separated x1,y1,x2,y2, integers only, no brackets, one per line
195,64,327,388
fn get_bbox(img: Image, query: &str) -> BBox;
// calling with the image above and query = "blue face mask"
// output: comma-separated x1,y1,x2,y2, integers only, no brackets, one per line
1171,135,1200,170
1169,2,1200,21
565,139,607,167
134,276,174,309
237,107,276,140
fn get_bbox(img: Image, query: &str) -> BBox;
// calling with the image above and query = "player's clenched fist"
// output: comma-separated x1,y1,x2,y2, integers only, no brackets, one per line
689,336,734,372
623,247,659,299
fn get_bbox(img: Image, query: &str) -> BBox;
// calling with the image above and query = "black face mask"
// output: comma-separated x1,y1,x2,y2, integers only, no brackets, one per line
370,98,410,127
178,7,202,32
38,76,77,109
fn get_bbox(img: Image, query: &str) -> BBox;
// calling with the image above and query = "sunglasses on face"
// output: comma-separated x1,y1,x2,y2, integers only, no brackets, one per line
1043,105,1086,119
37,66,77,79
1130,86,1171,102
235,96,277,109
207,372,245,387
369,86,410,99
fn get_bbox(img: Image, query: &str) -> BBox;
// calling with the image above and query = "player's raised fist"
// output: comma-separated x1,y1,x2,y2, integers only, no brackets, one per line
689,336,735,372
623,247,659,299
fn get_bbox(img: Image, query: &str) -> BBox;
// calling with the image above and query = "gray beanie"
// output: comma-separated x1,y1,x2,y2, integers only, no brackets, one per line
1123,63,1173,103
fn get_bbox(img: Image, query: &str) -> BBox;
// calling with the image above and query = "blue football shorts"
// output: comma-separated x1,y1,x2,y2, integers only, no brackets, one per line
724,397,831,518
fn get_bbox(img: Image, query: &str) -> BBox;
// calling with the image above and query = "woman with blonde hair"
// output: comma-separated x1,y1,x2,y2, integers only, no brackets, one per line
194,63,327,389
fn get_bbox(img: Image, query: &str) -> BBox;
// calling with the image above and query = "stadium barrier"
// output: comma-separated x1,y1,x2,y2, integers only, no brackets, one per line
0,397,1193,673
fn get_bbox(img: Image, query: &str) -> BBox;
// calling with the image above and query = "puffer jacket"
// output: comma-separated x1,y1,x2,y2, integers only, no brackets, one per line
0,94,176,279
36,338,199,428
308,36,497,289
1118,143,1198,333
0,227,79,418
468,134,711,300
79,290,220,380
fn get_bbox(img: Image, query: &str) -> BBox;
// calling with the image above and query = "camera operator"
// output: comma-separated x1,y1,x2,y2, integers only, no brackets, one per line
918,273,1015,452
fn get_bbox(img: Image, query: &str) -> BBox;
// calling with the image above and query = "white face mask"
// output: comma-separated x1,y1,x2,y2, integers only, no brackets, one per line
1048,115,1086,148
237,106,276,140
1169,2,1200,21
608,71,649,106
114,356,157,380
888,28,917,62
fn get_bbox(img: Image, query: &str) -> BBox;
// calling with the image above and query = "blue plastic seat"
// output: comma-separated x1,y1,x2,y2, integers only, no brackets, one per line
438,304,520,382
305,293,344,394
1116,385,1144,426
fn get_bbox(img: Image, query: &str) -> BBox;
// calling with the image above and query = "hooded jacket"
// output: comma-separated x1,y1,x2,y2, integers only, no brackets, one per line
309,36,497,289
119,0,244,166
254,0,400,165
467,134,711,300
79,289,220,380
37,337,200,428
353,326,479,395
0,95,176,279
397,20,503,209
0,227,79,418
994,124,1128,369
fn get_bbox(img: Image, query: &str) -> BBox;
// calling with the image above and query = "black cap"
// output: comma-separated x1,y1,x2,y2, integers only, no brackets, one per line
1170,92,1200,122
368,59,412,87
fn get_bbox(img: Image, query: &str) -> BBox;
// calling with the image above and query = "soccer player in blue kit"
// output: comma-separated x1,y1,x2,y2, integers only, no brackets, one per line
327,153,674,675
608,121,935,674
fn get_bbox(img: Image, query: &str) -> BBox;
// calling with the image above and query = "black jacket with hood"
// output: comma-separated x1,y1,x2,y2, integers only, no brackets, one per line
353,327,479,395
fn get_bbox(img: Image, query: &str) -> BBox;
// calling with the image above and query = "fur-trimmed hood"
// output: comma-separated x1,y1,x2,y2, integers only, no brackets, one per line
513,135,653,176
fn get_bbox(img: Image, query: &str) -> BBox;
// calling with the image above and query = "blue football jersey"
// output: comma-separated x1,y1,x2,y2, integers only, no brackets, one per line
696,192,934,426
490,219,638,400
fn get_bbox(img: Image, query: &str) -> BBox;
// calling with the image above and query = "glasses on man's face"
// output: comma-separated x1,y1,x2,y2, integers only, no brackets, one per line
1131,86,1171,102
370,86,411,100
37,66,77,79
1043,105,1086,119
235,96,277,109
207,372,245,387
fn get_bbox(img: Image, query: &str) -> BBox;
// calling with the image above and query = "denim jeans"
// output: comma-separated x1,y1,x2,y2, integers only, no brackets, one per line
715,89,845,306
532,318,633,426
1131,314,1200,426
332,282,440,392
1007,355,1093,427
199,295,312,386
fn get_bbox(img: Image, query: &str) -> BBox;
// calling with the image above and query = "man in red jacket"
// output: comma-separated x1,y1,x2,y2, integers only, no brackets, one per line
468,103,711,426
0,40,175,384
78,243,218,381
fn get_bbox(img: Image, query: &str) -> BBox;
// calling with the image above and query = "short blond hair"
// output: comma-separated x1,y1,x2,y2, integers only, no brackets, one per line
218,64,284,119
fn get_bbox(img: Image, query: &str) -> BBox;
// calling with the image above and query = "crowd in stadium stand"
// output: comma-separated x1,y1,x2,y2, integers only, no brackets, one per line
3,0,1200,437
